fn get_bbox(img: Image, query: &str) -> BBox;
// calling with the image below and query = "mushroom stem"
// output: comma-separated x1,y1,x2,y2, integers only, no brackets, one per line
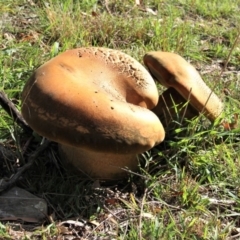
152,87,199,130
59,144,138,180
144,52,224,122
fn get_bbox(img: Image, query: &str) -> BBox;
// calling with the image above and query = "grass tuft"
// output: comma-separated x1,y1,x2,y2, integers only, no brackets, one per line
0,0,240,239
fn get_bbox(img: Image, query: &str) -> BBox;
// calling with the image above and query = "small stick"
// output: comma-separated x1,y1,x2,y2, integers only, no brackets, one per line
0,91,32,133
104,0,112,16
0,139,50,193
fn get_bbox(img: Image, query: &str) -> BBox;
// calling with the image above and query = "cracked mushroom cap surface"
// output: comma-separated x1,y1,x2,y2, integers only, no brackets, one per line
21,47,165,154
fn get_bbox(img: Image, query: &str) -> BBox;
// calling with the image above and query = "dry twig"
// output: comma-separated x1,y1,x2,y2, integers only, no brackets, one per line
0,139,50,193
0,91,32,133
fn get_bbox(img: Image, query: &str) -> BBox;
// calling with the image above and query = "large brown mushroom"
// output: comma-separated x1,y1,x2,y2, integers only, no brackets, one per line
21,47,165,180
21,48,223,180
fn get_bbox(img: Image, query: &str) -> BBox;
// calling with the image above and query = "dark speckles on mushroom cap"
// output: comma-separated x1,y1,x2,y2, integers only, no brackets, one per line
21,47,165,154
78,48,151,88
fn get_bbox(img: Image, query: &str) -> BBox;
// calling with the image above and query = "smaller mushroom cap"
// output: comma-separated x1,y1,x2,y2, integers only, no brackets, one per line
144,51,224,121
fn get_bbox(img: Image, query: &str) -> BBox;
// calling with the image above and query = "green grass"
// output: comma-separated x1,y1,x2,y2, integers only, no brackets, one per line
0,0,240,239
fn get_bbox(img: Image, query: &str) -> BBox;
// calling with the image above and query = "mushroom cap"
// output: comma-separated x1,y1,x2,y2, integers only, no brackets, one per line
144,51,223,121
22,47,165,154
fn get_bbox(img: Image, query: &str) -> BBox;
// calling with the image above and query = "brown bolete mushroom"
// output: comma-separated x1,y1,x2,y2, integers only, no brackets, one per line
21,48,223,180
143,51,223,127
21,47,165,180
